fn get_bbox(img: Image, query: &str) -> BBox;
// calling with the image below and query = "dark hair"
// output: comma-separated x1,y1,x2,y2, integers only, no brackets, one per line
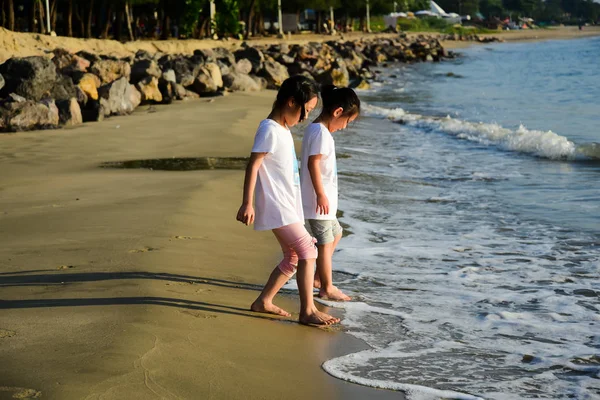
320,85,361,119
273,75,319,122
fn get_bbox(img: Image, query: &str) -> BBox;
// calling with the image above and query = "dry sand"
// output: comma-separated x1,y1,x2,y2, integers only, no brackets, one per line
0,93,401,399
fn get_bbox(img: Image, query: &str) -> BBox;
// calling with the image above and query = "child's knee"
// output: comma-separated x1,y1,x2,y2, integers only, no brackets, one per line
291,233,318,261
277,251,299,277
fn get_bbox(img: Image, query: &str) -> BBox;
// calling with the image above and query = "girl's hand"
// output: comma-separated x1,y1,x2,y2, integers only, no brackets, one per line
236,203,255,226
316,194,329,215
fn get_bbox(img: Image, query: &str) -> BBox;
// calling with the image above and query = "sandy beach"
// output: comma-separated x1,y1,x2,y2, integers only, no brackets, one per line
0,93,401,399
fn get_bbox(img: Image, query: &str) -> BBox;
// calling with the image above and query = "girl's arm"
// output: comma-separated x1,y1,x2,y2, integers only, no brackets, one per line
236,152,267,226
308,154,329,215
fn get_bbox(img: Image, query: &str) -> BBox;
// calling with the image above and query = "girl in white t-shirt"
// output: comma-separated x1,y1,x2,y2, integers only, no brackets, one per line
236,76,340,327
301,85,360,301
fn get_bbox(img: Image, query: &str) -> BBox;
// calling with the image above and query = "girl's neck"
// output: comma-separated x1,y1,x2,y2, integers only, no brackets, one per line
268,109,288,129
314,115,332,132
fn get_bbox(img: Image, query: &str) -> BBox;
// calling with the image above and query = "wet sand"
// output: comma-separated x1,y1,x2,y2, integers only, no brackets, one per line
0,93,402,399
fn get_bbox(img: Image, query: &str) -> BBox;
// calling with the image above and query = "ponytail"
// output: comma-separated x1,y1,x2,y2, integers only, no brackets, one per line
320,85,361,119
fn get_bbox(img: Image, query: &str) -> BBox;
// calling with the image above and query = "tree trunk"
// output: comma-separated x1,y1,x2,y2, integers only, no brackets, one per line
67,0,73,36
125,1,134,41
75,2,84,37
244,0,256,39
51,0,58,32
86,0,94,38
38,0,46,34
316,10,322,33
102,5,112,38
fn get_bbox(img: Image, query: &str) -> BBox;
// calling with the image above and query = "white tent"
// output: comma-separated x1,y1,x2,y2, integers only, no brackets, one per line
430,1,449,17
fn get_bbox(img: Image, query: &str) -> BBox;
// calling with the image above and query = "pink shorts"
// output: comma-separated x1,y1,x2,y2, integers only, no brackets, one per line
273,222,318,277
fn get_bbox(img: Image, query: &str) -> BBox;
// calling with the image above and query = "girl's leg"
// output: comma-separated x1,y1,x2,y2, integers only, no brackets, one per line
316,233,351,301
296,258,340,326
250,230,298,317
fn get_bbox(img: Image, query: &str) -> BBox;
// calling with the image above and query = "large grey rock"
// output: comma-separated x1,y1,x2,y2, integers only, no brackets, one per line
162,69,176,84
192,68,218,95
130,59,162,84
213,47,236,67
0,56,57,101
222,72,261,92
56,98,83,126
90,59,131,85
204,63,223,89
1,99,60,132
51,75,78,102
98,77,140,116
258,58,289,89
234,46,265,74
163,56,200,87
235,59,252,75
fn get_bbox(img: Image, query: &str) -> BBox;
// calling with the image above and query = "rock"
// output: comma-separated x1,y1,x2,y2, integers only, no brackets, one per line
174,84,187,100
213,47,236,67
204,62,223,89
158,78,176,104
77,73,101,101
193,49,215,63
2,99,60,132
251,76,268,90
235,59,252,75
162,69,176,84
98,77,140,116
0,56,57,101
234,46,264,74
74,85,88,105
192,68,218,95
130,59,162,84
136,76,163,103
0,73,4,91
165,56,200,87
184,89,200,99
76,50,100,64
90,59,131,85
351,79,370,90
56,98,83,126
81,100,106,122
216,60,231,77
316,59,349,87
222,72,261,92
277,54,296,65
135,50,153,60
258,58,289,89
51,75,78,102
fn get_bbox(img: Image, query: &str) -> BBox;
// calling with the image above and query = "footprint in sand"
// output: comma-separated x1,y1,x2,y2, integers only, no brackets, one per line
56,265,75,270
170,235,206,240
128,247,158,253
0,329,16,338
0,387,42,399
180,310,217,319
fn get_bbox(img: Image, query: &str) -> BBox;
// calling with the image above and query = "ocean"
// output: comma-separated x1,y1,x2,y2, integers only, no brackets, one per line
312,36,599,399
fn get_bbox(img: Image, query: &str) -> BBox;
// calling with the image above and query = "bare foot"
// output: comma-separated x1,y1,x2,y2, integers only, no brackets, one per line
299,308,340,326
318,286,351,301
250,299,291,317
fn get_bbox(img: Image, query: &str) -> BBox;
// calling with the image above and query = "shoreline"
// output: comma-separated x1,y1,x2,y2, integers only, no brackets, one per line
0,92,402,399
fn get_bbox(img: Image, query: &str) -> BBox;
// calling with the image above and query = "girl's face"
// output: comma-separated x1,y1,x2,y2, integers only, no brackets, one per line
328,107,358,133
286,96,319,127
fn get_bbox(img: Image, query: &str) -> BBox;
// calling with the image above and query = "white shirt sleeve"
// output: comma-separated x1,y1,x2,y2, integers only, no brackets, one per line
308,127,331,158
252,124,277,154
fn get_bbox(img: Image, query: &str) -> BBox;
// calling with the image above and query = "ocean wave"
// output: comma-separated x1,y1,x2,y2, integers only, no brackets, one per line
362,104,599,161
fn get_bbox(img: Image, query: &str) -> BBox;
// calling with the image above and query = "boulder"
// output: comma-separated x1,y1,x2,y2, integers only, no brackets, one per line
165,56,200,87
162,69,176,84
193,49,215,63
77,73,101,101
98,77,140,116
130,59,162,84
76,50,100,64
351,79,370,90
251,76,268,90
222,72,261,92
158,78,176,104
2,99,60,132
0,56,57,101
235,59,252,75
258,58,289,89
216,60,231,77
136,76,163,103
204,62,223,89
51,75,78,102
81,100,106,122
316,59,349,87
56,98,83,126
174,84,187,100
90,59,131,85
135,50,153,60
192,68,218,95
0,73,4,91
212,47,236,67
234,46,264,74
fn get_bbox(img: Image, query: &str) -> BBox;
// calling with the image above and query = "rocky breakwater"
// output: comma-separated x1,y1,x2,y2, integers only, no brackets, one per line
0,34,452,133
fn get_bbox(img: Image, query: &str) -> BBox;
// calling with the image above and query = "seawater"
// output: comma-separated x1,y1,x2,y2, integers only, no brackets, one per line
299,37,599,399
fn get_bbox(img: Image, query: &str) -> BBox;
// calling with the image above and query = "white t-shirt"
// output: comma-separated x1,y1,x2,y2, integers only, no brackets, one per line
300,123,338,220
251,119,304,231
